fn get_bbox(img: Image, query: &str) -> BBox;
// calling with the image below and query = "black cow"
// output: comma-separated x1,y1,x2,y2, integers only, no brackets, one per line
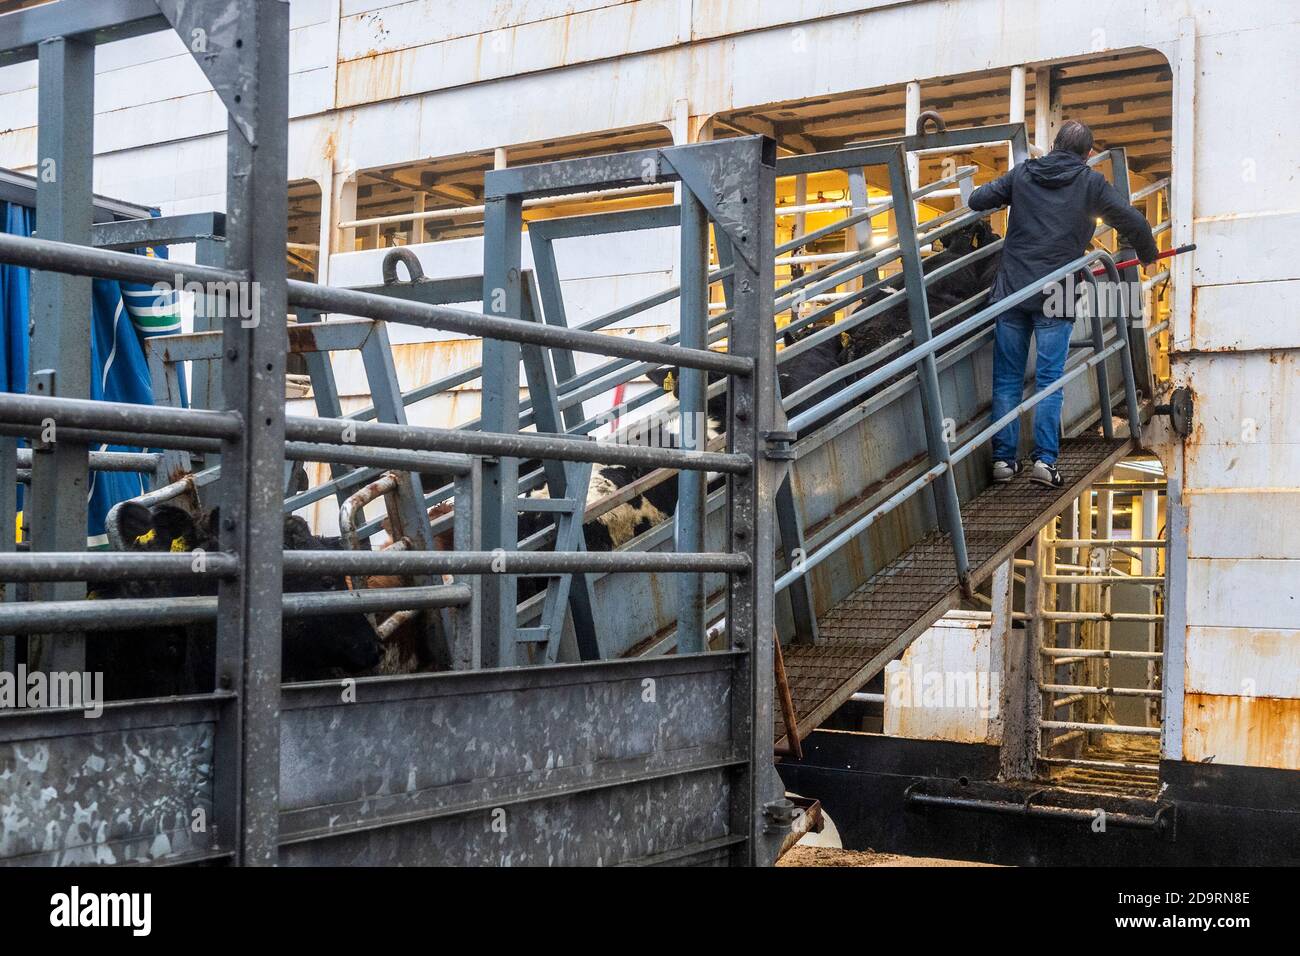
840,218,1002,366
88,501,381,699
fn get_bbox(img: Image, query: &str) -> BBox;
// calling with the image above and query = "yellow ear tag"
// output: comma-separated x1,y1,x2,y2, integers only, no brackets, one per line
135,528,157,546
170,537,187,553
840,331,851,348
663,370,675,394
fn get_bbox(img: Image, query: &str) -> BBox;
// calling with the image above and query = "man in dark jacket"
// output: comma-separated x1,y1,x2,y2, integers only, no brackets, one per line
968,120,1158,487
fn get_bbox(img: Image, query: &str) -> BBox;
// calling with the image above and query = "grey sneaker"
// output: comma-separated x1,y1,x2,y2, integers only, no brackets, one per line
1030,460,1064,488
992,459,1021,483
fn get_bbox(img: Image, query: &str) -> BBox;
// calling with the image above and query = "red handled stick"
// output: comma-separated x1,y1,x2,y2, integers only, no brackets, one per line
1091,242,1196,275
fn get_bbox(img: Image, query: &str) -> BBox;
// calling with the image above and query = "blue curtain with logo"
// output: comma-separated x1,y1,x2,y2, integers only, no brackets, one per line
1,200,183,547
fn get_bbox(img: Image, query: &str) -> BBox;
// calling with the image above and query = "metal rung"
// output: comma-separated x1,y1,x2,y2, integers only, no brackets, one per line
1041,647,1161,661
1040,610,1164,622
516,626,550,643
1052,694,1085,708
1041,574,1164,585
1039,719,1161,737
1042,683,1162,698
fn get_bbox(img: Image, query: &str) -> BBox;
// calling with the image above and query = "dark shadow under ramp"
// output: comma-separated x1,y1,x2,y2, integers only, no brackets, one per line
777,435,1131,746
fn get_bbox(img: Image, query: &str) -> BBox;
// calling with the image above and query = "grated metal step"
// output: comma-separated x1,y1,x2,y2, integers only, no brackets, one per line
776,436,1131,745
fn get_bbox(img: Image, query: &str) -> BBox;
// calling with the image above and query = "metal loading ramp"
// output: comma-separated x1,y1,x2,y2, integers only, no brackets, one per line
776,436,1132,746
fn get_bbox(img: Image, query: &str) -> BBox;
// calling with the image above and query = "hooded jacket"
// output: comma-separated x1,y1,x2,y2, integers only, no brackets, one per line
968,149,1159,308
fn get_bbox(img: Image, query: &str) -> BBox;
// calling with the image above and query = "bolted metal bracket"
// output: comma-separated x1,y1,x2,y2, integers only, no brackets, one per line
1153,386,1194,438
763,429,797,461
761,797,800,835
155,0,261,146
660,136,776,272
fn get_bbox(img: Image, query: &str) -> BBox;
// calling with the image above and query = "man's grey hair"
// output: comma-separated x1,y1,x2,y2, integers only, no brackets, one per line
1054,120,1094,158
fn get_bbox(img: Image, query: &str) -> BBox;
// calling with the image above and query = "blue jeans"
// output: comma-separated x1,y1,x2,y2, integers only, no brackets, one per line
990,304,1073,466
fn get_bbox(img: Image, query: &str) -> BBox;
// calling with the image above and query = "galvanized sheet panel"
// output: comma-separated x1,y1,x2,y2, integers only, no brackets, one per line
276,654,742,863
0,700,219,866
278,768,735,865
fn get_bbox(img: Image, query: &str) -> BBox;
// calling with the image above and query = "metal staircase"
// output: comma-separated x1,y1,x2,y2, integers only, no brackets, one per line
776,435,1132,746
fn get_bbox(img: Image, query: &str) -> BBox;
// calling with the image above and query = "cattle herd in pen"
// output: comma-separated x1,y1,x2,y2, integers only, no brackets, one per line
76,220,1002,696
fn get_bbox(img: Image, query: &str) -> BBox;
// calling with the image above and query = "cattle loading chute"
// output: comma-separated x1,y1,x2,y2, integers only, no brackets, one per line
0,0,1225,868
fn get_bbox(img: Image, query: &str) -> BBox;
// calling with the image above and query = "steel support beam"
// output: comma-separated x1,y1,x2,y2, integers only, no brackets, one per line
675,187,709,654
479,191,523,667
200,0,291,867
886,149,970,588
26,34,95,673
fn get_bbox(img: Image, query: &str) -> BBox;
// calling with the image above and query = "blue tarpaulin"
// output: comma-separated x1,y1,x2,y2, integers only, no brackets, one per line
1,200,184,547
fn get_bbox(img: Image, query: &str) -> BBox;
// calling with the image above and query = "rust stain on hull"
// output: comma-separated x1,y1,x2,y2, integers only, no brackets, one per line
1183,693,1300,771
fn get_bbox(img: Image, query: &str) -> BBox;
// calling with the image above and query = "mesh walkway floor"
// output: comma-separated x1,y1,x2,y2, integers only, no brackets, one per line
777,435,1131,745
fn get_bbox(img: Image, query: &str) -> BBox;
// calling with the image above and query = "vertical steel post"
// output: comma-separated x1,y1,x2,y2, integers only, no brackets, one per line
675,187,708,653
1141,487,1160,724
27,34,94,673
719,137,783,865
886,150,970,586
1034,67,1055,154
994,559,1036,779
1085,273,1116,439
0,437,14,674
1097,486,1114,730
209,0,290,866
904,81,921,192
845,167,876,285
479,189,523,667
1026,530,1048,759
1099,254,1144,444
452,463,483,670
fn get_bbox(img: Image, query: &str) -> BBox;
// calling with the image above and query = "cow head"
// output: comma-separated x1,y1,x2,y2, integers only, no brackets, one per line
117,501,207,552
929,219,1002,299
644,365,727,447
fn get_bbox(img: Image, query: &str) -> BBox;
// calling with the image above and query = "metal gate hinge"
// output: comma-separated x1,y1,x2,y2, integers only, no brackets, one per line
763,430,797,460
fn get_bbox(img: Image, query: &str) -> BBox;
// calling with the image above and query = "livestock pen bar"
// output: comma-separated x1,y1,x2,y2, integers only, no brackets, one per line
0,0,789,866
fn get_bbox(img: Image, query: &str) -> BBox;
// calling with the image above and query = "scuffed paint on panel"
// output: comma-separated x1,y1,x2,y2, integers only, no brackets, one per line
1183,693,1300,771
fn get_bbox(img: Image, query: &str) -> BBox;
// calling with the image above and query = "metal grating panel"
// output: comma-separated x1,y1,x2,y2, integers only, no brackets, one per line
778,436,1130,744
